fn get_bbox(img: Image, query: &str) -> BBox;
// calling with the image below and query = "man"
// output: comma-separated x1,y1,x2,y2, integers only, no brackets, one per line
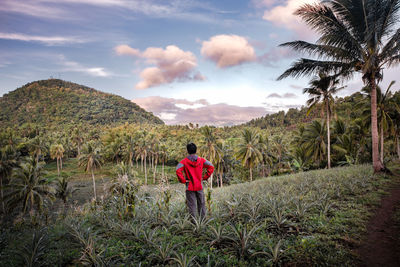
176,143,214,218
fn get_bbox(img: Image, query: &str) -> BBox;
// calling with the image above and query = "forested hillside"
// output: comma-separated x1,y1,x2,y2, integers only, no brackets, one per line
0,79,164,127
246,92,374,129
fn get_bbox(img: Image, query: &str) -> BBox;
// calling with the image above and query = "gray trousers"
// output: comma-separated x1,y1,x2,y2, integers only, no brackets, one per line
186,189,206,219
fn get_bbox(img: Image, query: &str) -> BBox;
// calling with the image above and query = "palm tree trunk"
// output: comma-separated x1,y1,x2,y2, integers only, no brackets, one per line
57,158,60,177
326,102,331,169
91,169,97,201
60,157,63,170
219,171,223,187
162,161,165,180
210,174,213,189
153,160,157,184
370,80,385,172
249,167,252,182
397,136,400,160
380,125,384,163
0,176,4,214
144,155,147,185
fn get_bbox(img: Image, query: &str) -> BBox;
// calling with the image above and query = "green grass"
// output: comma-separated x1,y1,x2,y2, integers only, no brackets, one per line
1,164,398,266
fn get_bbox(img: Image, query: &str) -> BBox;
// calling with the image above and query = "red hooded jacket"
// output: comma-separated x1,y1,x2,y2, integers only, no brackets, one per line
176,155,214,191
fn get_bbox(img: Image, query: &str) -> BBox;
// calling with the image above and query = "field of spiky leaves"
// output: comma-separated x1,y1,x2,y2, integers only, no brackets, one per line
0,164,396,266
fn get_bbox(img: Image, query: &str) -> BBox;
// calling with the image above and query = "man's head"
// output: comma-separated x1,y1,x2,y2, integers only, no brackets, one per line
187,143,197,155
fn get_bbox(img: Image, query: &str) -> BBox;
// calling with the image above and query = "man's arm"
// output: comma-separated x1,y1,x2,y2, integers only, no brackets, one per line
176,162,186,183
202,160,214,180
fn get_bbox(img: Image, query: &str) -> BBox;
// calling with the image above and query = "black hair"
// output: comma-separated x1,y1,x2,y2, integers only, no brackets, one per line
187,143,197,154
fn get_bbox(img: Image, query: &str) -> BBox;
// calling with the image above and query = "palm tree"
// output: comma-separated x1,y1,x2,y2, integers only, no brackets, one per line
5,157,55,214
29,136,47,164
200,126,222,188
55,176,75,212
123,135,136,167
78,142,102,201
303,73,344,168
50,144,65,177
361,81,396,163
278,0,400,172
234,129,263,182
0,145,18,213
303,120,327,167
135,136,149,185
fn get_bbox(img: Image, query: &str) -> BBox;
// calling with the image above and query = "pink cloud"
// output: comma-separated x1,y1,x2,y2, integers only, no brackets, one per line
263,0,319,39
115,44,205,89
132,96,267,126
201,35,256,68
114,45,140,57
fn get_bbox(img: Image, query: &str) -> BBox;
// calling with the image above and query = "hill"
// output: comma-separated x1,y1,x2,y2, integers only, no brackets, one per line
0,79,164,127
245,92,370,129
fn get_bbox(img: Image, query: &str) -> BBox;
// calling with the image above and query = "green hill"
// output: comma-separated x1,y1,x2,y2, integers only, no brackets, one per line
0,79,164,127
245,92,374,129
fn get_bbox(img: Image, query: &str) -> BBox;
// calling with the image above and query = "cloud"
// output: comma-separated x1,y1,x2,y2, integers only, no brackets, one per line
59,55,112,77
201,35,256,68
0,0,68,19
132,96,267,126
114,45,140,57
258,47,296,66
267,93,298,99
115,44,205,89
0,32,87,45
0,0,219,24
263,0,319,39
252,0,277,8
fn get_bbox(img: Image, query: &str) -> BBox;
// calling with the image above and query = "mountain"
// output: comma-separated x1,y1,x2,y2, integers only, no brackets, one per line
0,79,164,127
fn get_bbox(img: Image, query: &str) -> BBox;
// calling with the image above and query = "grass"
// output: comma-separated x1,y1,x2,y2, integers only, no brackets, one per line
1,164,398,266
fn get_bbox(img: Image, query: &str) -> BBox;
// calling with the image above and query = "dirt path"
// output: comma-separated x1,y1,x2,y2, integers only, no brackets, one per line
357,177,400,267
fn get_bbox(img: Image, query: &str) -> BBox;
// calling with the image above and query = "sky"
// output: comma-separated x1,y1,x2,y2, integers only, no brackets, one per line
1,0,399,126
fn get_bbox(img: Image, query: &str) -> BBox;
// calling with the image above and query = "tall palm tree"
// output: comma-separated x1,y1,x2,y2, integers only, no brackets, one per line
123,135,136,167
278,0,400,172
0,145,18,213
78,142,102,201
6,157,54,214
50,144,65,177
234,129,262,182
200,126,222,188
303,73,344,168
361,81,396,163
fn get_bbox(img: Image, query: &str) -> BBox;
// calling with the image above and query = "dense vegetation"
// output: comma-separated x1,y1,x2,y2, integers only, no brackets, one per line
1,0,400,265
0,79,164,127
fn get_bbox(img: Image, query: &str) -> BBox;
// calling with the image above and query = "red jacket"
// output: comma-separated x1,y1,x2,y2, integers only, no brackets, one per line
176,155,214,191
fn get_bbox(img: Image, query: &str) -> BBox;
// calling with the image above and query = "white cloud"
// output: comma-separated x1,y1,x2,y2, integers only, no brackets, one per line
115,44,205,89
201,35,256,68
263,0,319,39
59,55,112,77
0,32,87,45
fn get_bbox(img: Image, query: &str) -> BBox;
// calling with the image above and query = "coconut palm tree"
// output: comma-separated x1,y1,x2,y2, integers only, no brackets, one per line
361,81,396,163
6,157,54,214
0,145,18,213
29,136,47,164
235,129,263,182
200,126,222,188
50,144,65,177
278,0,400,172
303,120,327,167
123,135,136,167
78,142,102,201
303,73,344,168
